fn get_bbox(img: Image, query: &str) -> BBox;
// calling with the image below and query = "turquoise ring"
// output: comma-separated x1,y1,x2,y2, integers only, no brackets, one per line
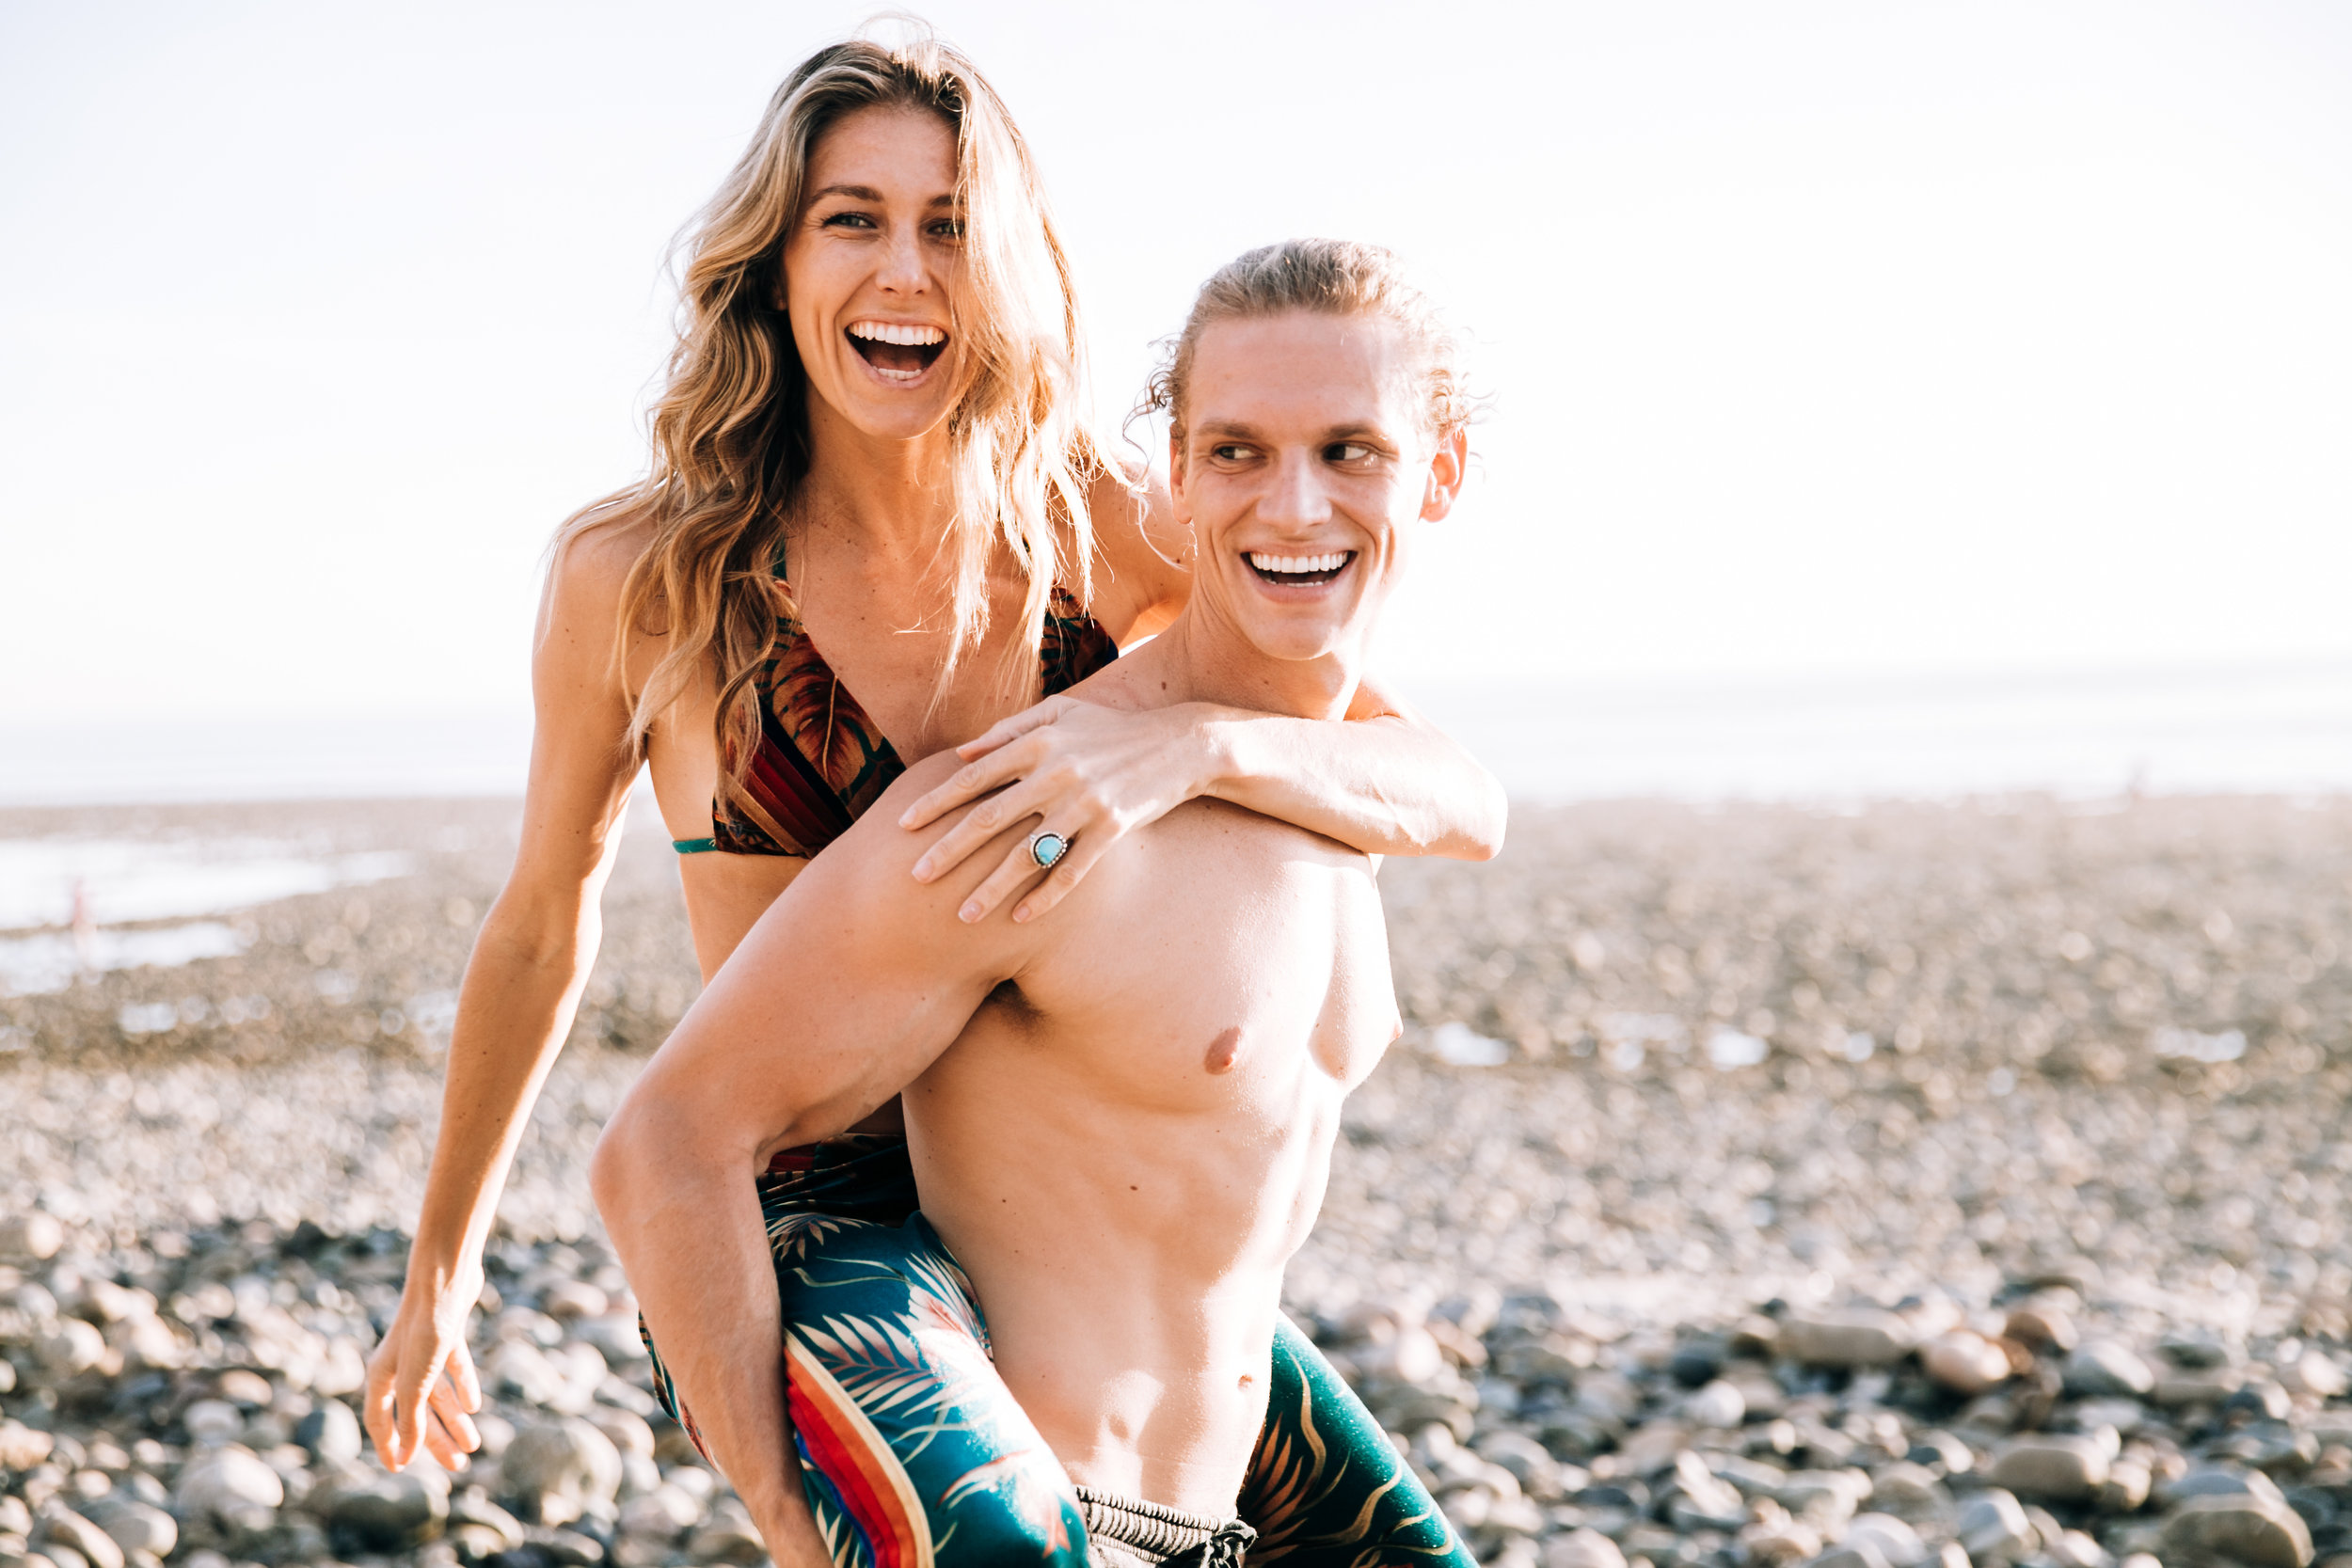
1026,831,1068,870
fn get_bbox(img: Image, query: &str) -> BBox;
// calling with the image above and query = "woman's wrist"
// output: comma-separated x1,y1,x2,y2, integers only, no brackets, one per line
401,1230,485,1298
1182,702,1256,802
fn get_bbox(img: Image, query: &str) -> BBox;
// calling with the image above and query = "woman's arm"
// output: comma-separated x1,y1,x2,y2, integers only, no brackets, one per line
363,527,646,1471
1202,671,1508,857
900,679,1504,921
1074,456,1191,644
899,458,1502,919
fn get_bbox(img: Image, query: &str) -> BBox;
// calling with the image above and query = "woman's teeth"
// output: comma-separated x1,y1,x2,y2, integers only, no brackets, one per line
1248,551,1352,581
846,321,948,382
848,321,947,346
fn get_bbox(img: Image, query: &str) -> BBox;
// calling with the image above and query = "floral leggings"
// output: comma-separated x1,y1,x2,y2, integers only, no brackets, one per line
643,1132,1470,1567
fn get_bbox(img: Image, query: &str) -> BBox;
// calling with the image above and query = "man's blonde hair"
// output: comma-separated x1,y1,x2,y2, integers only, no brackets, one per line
1140,238,1473,442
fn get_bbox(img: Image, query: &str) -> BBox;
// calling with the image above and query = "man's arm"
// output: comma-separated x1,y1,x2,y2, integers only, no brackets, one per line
589,765,1041,1560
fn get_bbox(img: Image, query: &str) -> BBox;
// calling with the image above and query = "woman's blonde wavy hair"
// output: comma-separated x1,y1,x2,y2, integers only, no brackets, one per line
558,22,1100,800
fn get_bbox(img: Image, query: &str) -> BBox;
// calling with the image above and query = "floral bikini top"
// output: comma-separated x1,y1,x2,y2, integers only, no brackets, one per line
674,549,1119,859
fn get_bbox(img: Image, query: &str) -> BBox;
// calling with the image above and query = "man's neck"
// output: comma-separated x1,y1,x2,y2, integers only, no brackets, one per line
1129,610,1364,721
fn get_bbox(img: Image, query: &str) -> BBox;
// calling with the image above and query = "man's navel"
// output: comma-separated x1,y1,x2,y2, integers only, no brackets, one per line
1203,1025,1243,1074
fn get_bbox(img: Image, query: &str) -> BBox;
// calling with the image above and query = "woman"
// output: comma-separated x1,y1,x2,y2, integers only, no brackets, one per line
364,25,1500,1567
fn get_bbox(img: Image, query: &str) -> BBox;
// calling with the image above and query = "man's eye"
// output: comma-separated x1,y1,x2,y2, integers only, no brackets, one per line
1210,444,1253,463
1326,442,1377,464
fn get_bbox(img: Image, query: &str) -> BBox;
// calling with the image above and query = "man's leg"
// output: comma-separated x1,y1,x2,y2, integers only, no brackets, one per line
1236,1317,1475,1566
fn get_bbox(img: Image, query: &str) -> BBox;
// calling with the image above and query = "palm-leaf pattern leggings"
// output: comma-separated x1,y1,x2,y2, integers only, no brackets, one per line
641,1132,1471,1567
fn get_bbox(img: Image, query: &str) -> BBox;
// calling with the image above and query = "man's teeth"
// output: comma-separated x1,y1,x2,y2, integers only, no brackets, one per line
848,321,947,346
1248,551,1349,576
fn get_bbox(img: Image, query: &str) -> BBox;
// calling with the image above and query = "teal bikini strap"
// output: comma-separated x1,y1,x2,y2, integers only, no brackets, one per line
673,837,719,855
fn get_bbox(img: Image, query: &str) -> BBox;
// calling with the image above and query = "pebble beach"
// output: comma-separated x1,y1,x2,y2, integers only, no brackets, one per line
2,792,2347,1568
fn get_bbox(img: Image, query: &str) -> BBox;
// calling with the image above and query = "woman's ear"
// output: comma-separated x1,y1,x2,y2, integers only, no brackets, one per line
1420,427,1469,522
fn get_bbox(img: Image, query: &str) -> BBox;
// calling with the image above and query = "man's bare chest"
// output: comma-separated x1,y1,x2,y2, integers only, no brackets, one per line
984,800,1399,1111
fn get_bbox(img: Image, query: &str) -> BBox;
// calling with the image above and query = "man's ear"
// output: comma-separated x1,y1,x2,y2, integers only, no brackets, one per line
1420,427,1469,522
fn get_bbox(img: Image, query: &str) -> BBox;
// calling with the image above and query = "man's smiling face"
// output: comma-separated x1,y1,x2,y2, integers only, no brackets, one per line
1172,309,1466,671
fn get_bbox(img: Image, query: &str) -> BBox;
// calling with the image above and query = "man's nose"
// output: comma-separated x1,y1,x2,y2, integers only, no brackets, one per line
1257,451,1332,531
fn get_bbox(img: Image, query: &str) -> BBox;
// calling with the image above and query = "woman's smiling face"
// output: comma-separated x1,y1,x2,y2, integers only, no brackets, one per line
782,104,966,442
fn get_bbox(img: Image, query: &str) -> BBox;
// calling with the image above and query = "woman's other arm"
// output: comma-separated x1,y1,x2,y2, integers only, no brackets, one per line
363,526,646,1471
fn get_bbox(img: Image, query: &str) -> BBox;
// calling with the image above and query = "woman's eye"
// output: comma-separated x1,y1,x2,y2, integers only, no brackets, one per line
929,219,966,241
821,211,877,230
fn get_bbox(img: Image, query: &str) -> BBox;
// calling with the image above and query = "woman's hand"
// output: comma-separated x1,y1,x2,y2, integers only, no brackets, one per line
363,1266,485,1473
898,697,1216,923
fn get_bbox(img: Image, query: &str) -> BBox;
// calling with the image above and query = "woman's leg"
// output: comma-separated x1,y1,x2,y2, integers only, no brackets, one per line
643,1132,921,1445
642,1138,1087,1568
772,1212,1089,1567
1236,1316,1476,1566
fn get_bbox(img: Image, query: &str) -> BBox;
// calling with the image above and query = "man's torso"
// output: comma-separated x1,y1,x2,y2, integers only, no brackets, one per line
901,794,1398,1515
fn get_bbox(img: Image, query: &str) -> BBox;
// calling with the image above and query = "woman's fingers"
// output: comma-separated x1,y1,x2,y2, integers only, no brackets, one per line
900,743,1038,840
362,1340,406,1468
448,1338,483,1411
422,1374,480,1469
951,696,1074,762
369,1337,443,1471
912,772,1055,883
953,831,1066,924
1010,828,1117,923
428,1369,481,1448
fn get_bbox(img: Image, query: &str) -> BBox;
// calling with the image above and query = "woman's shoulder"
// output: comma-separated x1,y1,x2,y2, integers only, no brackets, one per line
1078,457,1188,638
551,498,662,600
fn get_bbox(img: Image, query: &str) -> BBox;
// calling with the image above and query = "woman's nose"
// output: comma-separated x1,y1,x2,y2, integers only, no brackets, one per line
876,227,929,294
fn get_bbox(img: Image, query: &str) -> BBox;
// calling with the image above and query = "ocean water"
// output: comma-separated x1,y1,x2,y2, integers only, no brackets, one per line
0,663,2343,995
0,836,414,994
1401,658,2352,803
3,660,2347,812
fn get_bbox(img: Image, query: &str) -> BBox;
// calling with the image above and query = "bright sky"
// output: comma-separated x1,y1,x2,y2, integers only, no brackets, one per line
4,0,2349,724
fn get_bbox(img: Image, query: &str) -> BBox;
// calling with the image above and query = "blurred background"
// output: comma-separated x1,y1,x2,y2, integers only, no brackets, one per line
4,7,2351,1568
4,0,2350,800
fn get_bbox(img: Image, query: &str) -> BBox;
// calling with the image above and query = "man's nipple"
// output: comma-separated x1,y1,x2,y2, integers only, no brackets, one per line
1203,1026,1243,1074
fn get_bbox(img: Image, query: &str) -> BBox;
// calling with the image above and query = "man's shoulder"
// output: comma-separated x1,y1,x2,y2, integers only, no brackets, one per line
823,754,993,909
800,757,1050,971
1065,798,1378,942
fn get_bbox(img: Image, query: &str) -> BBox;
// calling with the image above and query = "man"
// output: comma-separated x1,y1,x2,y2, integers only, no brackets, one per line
594,238,1480,1567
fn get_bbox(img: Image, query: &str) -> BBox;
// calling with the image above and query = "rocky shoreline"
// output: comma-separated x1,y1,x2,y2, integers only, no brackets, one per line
2,793,2346,1568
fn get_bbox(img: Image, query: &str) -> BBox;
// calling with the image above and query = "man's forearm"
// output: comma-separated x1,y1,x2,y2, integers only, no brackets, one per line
591,1118,822,1560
